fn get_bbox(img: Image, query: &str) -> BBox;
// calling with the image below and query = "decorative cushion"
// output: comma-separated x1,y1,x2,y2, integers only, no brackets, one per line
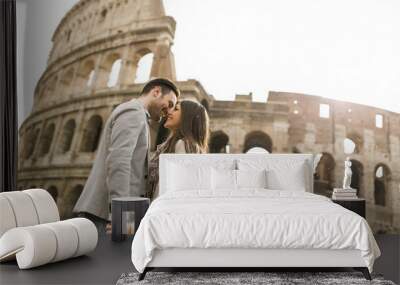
212,168,237,190
161,155,237,195
236,169,267,189
167,163,212,192
265,163,307,191
211,169,268,191
160,154,316,193
238,158,308,191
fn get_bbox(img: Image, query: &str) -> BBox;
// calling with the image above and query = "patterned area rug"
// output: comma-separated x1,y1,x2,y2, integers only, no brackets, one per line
116,271,395,285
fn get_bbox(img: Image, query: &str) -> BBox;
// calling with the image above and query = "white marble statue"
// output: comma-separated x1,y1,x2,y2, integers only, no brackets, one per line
343,157,353,189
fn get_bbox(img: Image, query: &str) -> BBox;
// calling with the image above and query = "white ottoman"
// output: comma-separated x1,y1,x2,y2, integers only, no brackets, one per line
0,189,98,269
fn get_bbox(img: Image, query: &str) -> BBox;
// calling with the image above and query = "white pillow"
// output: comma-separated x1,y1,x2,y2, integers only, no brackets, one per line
236,169,267,189
212,168,237,190
167,163,211,191
211,169,268,190
265,162,307,191
238,159,308,191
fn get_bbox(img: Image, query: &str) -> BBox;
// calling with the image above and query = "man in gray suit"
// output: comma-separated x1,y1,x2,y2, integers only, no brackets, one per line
73,78,180,223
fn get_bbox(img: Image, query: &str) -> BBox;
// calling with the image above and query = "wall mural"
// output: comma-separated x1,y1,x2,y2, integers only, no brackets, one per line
17,0,400,234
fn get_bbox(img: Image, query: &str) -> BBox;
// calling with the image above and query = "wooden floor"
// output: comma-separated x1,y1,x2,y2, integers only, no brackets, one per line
0,234,398,285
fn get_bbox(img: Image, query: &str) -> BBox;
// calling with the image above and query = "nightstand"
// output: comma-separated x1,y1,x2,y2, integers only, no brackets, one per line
111,197,150,242
332,198,366,218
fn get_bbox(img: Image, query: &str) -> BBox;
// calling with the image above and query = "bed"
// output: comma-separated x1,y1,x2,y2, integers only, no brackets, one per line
131,154,380,280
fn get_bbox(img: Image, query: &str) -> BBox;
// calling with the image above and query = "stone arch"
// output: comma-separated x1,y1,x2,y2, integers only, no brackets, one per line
209,131,229,153
76,59,95,88
60,68,74,86
350,159,364,196
315,153,335,182
47,185,58,203
314,152,335,195
201,99,210,113
66,29,72,42
87,70,95,87
39,123,56,157
243,131,272,153
344,132,363,154
58,119,76,153
23,128,40,159
62,184,83,218
134,52,154,83
98,53,122,88
37,85,45,100
107,58,122,87
80,115,103,152
42,75,58,98
374,164,391,206
343,138,356,154
57,67,74,95
99,7,108,22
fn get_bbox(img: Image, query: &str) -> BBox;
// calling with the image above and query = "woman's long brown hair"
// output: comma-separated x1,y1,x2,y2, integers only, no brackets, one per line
162,100,209,154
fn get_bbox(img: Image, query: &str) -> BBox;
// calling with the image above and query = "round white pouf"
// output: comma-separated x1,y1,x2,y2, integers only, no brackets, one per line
42,221,79,262
0,226,57,269
0,218,98,269
67,218,98,257
23,189,59,224
0,191,39,227
0,196,17,237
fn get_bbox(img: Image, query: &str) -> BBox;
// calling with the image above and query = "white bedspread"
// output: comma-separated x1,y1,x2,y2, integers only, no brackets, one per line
131,190,380,273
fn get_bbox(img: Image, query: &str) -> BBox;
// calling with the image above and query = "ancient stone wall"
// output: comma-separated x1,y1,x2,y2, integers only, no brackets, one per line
268,92,399,233
17,0,205,218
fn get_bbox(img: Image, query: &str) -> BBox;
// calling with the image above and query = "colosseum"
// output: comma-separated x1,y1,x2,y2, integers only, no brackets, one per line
18,0,400,234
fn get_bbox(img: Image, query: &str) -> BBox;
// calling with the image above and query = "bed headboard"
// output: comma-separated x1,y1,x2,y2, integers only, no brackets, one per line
159,153,317,195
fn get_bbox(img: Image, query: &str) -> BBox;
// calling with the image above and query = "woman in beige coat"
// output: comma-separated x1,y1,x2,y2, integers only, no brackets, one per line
146,100,210,200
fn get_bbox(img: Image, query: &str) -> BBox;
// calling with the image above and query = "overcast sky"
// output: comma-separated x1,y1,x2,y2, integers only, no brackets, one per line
19,0,400,115
164,0,400,113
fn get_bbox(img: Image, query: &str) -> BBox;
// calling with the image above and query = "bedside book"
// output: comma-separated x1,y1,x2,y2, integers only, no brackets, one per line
333,188,357,193
332,195,358,200
332,188,358,200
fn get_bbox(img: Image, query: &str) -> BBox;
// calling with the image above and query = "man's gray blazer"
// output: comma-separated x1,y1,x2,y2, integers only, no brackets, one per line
74,99,149,221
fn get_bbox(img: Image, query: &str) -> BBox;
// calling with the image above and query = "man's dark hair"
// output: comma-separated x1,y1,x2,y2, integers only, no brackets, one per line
140,78,180,98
